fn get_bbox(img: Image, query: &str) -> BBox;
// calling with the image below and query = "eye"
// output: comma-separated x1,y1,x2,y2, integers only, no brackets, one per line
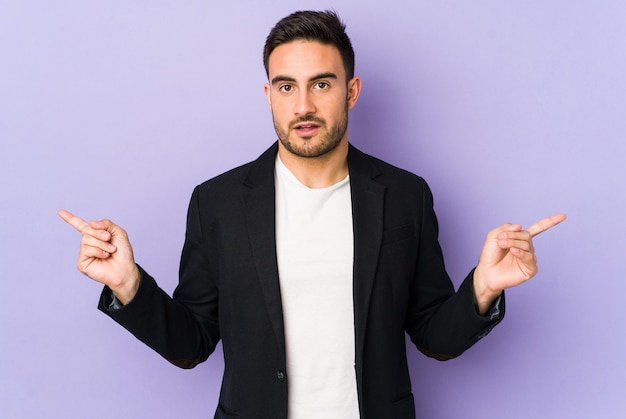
315,81,330,90
279,84,293,93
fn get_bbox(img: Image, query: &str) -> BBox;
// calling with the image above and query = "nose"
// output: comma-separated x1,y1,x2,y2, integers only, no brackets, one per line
293,90,316,116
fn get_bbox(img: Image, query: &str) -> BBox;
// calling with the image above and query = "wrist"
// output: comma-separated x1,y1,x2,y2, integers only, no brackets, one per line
111,264,140,305
473,266,502,316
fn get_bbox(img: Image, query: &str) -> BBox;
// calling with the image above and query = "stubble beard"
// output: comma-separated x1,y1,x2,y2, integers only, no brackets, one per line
274,103,349,159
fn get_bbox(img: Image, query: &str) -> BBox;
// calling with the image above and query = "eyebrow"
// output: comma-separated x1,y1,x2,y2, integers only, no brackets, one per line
270,72,338,86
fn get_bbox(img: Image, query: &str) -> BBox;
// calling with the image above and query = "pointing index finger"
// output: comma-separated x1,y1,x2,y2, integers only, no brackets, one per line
526,213,567,238
57,209,89,233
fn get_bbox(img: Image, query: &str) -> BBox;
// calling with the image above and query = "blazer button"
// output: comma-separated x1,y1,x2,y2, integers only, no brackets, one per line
276,370,286,382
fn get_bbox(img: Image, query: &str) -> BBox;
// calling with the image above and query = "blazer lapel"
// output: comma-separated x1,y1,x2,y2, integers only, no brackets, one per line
241,143,286,362
347,145,385,368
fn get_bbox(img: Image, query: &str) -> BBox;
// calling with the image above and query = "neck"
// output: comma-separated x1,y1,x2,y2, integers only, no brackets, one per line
277,139,349,188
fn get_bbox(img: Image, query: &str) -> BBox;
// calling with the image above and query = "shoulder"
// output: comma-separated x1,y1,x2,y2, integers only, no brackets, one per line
195,143,278,195
348,144,429,191
196,160,255,193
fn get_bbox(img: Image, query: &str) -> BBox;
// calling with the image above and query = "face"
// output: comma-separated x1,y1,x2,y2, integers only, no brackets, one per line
264,40,361,159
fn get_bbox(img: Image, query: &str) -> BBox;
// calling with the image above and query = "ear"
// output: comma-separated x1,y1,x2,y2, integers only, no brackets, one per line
346,76,362,110
263,82,272,107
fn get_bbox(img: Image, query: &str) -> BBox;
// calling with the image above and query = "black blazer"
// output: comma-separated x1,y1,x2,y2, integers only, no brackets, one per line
100,143,503,419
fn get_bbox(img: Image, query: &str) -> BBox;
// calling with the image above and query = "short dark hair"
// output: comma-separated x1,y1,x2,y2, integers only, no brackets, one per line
263,10,355,80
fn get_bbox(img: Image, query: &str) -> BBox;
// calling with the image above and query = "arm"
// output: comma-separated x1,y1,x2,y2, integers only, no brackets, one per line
58,195,221,368
406,181,565,359
405,182,505,359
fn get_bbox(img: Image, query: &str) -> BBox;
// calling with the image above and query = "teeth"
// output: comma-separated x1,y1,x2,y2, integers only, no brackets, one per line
294,124,318,130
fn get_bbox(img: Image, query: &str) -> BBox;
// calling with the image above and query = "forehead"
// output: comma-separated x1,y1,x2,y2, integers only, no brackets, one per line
267,40,346,81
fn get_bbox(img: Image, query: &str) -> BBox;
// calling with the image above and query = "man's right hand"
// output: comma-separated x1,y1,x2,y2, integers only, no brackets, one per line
58,209,140,305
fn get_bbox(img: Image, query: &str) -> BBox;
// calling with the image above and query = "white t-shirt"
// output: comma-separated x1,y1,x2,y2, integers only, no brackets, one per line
275,156,359,419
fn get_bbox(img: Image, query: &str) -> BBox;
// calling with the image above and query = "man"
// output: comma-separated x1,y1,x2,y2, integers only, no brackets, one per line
59,10,565,419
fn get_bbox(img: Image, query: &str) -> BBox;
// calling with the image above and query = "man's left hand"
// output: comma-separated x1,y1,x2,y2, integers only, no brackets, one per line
473,213,567,315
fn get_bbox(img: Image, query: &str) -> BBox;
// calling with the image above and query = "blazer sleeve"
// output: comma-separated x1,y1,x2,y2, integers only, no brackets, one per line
404,180,505,360
98,186,221,368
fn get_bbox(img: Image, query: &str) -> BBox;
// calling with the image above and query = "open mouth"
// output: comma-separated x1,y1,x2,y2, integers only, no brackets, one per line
292,119,323,136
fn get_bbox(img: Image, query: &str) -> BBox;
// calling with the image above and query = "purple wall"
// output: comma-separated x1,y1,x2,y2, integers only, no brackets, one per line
2,1,625,417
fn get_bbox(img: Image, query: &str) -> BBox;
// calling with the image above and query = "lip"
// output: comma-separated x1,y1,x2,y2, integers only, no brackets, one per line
293,122,321,136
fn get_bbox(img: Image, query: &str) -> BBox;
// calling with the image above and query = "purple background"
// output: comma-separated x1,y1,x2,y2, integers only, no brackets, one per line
2,1,625,418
